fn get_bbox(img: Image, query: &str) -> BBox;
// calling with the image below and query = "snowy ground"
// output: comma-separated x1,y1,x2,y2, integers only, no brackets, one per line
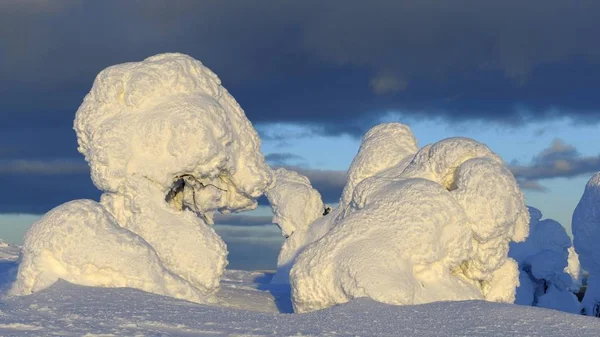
1,248,599,336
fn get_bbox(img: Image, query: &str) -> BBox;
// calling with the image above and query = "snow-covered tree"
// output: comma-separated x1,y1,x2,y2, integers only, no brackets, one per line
572,172,600,317
265,168,325,284
509,206,581,314
290,124,529,313
12,53,274,302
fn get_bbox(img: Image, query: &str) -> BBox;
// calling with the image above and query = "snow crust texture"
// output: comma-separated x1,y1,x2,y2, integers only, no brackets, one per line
2,270,599,337
509,206,581,314
12,53,273,302
572,172,600,316
289,123,530,313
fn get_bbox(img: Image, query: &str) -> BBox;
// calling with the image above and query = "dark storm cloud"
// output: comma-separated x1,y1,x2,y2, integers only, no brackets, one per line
2,1,600,136
2,1,600,212
509,139,600,191
0,170,99,214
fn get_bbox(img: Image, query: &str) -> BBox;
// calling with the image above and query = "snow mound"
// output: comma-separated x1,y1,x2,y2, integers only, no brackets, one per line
13,53,273,302
572,172,600,316
509,206,580,314
11,200,206,302
290,124,529,313
265,168,325,284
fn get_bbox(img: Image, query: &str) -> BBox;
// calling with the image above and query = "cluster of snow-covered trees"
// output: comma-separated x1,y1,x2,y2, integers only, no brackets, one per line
509,207,581,314
10,53,600,316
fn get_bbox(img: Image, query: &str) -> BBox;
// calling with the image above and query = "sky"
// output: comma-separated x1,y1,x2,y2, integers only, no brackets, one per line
1,1,600,269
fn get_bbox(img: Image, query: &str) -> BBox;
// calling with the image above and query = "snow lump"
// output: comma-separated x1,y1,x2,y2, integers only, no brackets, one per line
289,123,530,313
572,172,600,316
11,200,207,302
11,53,273,302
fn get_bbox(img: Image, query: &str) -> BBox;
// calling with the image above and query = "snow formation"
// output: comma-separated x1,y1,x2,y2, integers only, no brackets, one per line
572,172,600,316
289,123,530,313
11,200,207,302
265,168,325,284
509,206,580,314
12,53,273,302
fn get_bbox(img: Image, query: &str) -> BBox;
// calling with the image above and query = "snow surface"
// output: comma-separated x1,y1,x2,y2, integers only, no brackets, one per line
290,124,530,313
12,53,274,303
1,247,598,337
509,206,581,314
573,172,600,316
265,168,324,284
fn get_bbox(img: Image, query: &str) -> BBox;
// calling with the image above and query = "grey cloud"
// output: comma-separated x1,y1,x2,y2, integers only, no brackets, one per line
265,153,306,167
516,180,548,192
509,139,600,191
257,125,318,145
2,0,600,137
213,214,273,227
0,159,89,175
214,225,283,243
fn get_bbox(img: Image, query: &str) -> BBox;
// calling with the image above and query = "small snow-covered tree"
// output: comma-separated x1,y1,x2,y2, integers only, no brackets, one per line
509,206,581,314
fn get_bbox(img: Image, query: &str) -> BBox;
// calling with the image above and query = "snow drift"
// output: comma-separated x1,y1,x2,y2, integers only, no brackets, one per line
12,53,273,302
572,172,600,317
289,123,530,313
509,206,580,314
